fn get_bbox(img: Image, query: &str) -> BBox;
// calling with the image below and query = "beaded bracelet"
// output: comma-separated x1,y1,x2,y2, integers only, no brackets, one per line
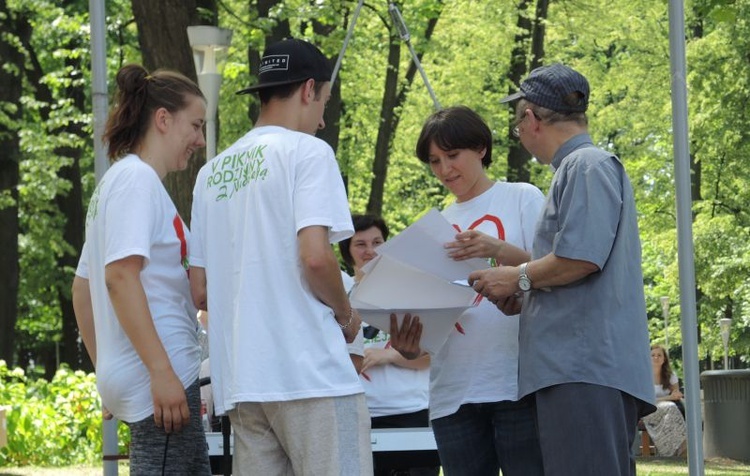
337,308,354,329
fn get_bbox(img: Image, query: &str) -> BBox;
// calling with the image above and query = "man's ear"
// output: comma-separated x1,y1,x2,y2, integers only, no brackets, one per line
300,79,316,105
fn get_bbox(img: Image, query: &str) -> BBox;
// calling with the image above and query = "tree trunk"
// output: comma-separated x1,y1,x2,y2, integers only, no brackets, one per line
313,10,342,159
131,0,206,226
530,0,548,70
367,36,401,217
367,11,442,216
0,0,23,366
505,0,538,183
13,0,90,372
245,0,290,125
54,59,88,372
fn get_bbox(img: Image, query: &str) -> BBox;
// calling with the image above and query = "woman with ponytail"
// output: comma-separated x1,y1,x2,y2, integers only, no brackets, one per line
72,64,211,474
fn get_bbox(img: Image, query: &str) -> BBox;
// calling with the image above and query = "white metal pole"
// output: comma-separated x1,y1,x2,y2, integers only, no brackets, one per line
661,296,669,349
723,343,729,369
196,73,222,159
667,0,704,474
88,1,118,475
720,318,731,369
89,0,109,184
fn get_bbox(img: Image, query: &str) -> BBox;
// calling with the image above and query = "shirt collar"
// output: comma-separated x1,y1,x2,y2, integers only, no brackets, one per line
551,133,594,169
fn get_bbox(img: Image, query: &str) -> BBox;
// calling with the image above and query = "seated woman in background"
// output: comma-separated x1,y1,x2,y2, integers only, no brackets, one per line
642,344,688,456
340,214,439,476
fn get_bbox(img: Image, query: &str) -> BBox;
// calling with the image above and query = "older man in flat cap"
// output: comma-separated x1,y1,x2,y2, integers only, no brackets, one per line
469,64,656,476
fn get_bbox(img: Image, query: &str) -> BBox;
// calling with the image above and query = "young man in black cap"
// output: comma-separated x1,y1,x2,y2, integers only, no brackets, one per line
467,64,656,475
189,38,372,475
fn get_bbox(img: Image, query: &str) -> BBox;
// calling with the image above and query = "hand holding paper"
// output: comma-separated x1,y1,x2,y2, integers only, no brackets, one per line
445,229,504,263
389,313,423,360
350,209,488,354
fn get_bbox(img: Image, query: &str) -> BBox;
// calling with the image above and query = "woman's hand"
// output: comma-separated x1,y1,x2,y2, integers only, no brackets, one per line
445,230,503,262
150,370,189,433
361,347,398,373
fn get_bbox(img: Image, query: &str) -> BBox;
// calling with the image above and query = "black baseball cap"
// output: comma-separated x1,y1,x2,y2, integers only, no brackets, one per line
500,63,589,113
236,38,332,95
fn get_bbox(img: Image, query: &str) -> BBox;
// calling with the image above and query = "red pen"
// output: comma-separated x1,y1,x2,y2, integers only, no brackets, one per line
361,372,371,382
455,322,465,335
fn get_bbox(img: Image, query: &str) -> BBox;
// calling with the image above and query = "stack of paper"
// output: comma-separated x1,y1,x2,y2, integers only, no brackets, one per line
350,209,488,354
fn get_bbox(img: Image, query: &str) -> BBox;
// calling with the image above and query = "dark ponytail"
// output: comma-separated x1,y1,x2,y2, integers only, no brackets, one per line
103,64,204,161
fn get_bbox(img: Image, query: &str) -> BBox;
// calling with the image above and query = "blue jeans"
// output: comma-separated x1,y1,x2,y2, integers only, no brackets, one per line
431,399,543,476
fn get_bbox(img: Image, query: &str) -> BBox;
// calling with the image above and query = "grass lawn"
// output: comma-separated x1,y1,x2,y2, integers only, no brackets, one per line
637,456,750,475
1,458,749,475
0,462,129,475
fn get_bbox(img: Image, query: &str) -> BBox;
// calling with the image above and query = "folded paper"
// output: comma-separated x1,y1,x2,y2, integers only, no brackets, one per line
350,209,488,354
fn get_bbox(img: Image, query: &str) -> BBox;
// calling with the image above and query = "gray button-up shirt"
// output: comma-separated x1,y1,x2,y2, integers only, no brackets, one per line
519,133,655,411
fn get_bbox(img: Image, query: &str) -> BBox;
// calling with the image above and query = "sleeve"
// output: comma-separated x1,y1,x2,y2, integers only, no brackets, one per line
347,328,365,356
189,171,206,268
102,172,159,267
293,139,353,244
670,373,679,386
75,241,89,279
552,155,623,268
341,271,356,294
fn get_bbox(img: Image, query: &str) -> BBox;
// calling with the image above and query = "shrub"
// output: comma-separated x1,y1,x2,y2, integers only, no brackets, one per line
0,360,130,466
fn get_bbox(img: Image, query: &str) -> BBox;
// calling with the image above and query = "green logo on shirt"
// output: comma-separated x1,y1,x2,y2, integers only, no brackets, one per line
85,180,104,226
207,145,268,201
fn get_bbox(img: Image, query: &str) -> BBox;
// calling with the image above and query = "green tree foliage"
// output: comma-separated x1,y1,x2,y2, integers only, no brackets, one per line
0,360,129,466
4,0,750,378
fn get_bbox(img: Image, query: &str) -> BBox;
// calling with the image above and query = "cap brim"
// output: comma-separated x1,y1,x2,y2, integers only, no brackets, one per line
499,91,525,104
235,78,308,95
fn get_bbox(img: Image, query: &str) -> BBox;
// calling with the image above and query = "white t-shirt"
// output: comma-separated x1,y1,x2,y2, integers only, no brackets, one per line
654,373,679,399
360,333,430,418
430,181,544,420
190,126,360,414
75,155,201,422
343,272,365,357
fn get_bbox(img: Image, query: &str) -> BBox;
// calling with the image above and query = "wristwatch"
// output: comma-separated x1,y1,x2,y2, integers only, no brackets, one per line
518,262,532,292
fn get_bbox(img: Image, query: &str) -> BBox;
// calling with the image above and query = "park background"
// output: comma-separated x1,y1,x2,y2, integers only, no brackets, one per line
0,0,749,469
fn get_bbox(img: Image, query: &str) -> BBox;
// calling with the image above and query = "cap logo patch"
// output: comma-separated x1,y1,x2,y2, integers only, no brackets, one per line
259,55,289,74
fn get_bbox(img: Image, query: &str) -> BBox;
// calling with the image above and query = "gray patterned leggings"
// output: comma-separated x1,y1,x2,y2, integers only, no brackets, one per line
127,379,211,475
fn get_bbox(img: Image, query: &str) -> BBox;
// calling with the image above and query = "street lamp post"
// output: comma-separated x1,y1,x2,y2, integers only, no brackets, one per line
719,317,732,369
660,296,670,349
187,26,233,160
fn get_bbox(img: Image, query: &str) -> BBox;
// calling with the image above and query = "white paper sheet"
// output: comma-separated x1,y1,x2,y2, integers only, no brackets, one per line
350,209,488,354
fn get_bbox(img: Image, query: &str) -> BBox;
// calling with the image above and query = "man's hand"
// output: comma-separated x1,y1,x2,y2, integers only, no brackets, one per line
469,266,518,303
389,313,423,360
497,294,524,315
151,370,189,433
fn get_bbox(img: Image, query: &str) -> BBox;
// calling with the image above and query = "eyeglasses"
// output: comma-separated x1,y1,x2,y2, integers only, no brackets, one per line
511,109,543,138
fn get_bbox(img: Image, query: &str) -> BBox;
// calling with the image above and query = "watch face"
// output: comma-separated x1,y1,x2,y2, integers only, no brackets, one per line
519,276,532,291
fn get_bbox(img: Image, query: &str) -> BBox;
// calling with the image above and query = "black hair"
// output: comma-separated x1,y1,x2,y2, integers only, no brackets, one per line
257,79,327,104
339,214,390,267
415,105,493,168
